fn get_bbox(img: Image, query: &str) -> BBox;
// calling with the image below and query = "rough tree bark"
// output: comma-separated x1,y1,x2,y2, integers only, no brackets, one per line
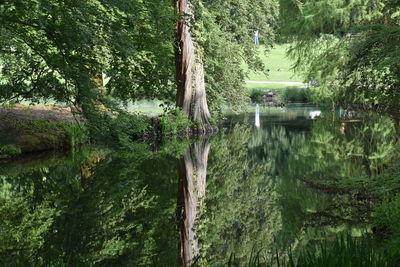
175,0,211,127
177,138,210,266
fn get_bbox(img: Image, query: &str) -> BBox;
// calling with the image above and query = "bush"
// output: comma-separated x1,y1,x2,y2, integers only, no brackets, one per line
249,88,270,102
283,87,313,103
62,123,88,148
248,87,314,103
159,108,191,135
248,88,283,103
0,144,22,157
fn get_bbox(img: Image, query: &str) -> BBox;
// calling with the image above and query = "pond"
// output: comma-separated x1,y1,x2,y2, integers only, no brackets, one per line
0,105,397,266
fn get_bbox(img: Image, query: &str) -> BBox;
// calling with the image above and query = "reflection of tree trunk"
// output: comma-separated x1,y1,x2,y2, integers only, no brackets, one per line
175,0,211,126
80,152,106,188
177,138,210,266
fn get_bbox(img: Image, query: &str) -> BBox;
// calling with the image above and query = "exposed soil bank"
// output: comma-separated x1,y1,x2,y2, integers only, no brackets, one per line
0,106,82,157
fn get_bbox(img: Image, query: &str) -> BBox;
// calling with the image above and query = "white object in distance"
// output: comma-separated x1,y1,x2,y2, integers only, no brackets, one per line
255,104,260,128
309,110,321,119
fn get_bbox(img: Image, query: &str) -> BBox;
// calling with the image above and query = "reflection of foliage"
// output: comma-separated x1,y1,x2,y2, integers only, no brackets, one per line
198,125,281,265
0,144,184,265
0,196,58,258
295,234,391,266
248,124,307,176
1,112,397,265
160,137,193,158
0,149,95,264
231,235,390,266
375,191,400,260
290,113,397,185
276,112,399,254
0,144,21,157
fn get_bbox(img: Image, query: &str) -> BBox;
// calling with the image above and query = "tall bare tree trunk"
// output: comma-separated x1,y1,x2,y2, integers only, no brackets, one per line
177,138,210,266
175,0,211,126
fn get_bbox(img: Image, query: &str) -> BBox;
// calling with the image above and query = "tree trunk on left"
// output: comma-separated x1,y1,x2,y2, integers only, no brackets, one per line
175,0,211,128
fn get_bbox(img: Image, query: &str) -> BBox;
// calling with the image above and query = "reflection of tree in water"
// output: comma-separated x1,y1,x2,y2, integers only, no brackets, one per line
194,125,282,265
0,146,181,266
286,113,397,194
276,113,398,251
0,148,102,264
248,125,308,177
177,138,210,266
1,113,395,265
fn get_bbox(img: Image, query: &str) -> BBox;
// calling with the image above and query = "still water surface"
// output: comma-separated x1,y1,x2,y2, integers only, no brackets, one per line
0,105,397,266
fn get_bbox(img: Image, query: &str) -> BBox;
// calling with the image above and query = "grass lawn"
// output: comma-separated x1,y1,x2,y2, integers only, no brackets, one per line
244,44,303,82
243,44,305,95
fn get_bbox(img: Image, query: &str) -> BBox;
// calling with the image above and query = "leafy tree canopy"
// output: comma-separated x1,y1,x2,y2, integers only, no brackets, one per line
0,0,280,120
279,0,400,116
0,0,176,119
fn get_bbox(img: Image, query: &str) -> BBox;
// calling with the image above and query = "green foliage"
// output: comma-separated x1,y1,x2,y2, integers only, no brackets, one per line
193,0,279,113
247,85,313,103
0,102,17,109
249,87,273,102
0,0,176,143
0,118,88,153
24,120,88,148
375,194,400,259
283,87,313,103
80,106,150,149
294,235,389,267
0,0,176,104
340,24,400,115
159,108,191,135
0,146,181,265
0,144,21,157
62,123,87,148
230,235,389,266
279,0,400,114
0,0,281,130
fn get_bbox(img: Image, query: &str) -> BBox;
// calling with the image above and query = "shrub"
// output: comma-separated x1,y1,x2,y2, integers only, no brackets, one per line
284,87,313,103
0,144,22,157
159,108,191,135
62,123,88,148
